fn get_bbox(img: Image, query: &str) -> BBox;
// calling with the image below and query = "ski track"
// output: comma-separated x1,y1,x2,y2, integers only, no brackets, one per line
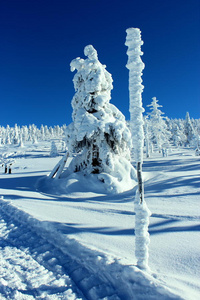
0,206,84,300
0,199,182,300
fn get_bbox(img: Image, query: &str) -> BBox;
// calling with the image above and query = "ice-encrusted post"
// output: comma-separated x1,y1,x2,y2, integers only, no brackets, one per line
125,28,151,270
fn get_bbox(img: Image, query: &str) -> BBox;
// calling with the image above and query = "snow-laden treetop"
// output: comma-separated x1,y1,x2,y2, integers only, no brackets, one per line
84,44,98,60
147,97,164,118
70,45,113,113
68,45,115,144
67,44,131,158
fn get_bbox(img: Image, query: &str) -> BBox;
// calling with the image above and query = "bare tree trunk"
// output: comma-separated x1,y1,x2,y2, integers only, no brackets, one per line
137,162,143,204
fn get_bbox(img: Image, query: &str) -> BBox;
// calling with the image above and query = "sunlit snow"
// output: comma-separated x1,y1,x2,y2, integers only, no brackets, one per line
0,141,199,299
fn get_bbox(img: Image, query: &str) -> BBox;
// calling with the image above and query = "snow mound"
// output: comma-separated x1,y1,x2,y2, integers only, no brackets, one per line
37,157,137,197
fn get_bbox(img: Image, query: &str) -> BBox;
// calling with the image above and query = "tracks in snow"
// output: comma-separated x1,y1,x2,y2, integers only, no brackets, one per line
0,199,182,300
0,200,123,299
0,208,84,300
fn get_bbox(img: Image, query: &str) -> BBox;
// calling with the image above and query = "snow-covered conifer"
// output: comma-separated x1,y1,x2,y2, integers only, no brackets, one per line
44,126,50,140
20,126,26,142
40,125,45,140
30,125,38,144
147,97,170,153
0,126,5,144
13,124,20,144
5,135,11,145
177,119,187,145
185,112,196,146
171,119,186,147
125,28,151,270
18,134,24,147
5,126,11,144
49,126,54,138
65,45,135,193
50,141,58,157
5,126,11,145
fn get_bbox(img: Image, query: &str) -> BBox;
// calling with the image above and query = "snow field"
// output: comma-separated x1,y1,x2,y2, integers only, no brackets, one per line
0,198,181,300
142,150,200,299
0,143,199,299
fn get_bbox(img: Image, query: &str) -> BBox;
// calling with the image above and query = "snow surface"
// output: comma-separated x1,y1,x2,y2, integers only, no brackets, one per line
0,141,200,299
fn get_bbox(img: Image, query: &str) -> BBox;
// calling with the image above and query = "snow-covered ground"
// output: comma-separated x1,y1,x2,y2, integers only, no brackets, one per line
0,142,199,299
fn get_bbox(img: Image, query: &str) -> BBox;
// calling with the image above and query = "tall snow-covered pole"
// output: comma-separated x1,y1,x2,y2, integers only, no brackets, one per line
125,28,151,270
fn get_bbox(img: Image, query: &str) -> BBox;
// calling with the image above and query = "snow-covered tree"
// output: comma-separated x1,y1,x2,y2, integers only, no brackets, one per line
65,45,136,193
170,119,186,147
44,126,50,140
185,112,196,146
147,97,170,153
5,125,11,145
40,125,45,140
18,134,24,147
5,135,11,145
13,124,20,144
125,28,151,270
21,126,28,142
30,125,38,144
49,126,54,138
50,141,58,157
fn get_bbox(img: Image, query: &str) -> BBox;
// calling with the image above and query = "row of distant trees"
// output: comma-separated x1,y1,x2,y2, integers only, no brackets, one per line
0,111,199,152
142,98,200,157
0,124,66,146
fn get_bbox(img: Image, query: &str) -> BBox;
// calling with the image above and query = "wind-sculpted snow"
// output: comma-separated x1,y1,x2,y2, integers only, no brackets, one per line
0,199,182,300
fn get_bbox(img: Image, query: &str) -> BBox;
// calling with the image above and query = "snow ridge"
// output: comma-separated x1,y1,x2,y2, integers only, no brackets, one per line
0,198,183,300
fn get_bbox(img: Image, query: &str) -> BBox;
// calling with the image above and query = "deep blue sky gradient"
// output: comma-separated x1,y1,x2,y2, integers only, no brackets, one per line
0,0,199,127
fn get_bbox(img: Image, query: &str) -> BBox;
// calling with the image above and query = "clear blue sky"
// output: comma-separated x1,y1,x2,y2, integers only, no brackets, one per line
0,0,199,127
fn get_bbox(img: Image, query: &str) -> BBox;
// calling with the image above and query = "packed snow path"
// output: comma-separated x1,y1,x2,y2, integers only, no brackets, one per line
0,206,84,300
